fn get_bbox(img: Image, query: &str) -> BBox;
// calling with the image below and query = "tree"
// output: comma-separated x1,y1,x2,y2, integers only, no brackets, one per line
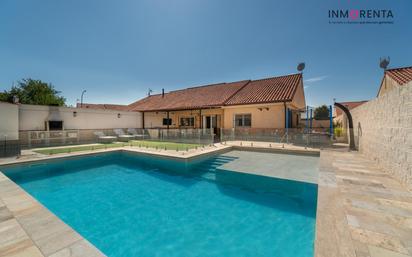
314,105,330,120
0,79,66,106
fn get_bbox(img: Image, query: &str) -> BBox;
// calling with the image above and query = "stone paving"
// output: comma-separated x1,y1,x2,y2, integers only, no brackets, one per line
316,149,412,257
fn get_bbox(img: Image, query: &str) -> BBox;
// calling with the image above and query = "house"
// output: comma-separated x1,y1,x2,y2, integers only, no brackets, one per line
334,66,412,128
378,66,412,97
334,100,368,129
124,73,306,132
76,103,128,111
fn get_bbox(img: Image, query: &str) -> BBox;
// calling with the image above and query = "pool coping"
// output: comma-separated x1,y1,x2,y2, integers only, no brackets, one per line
0,144,320,257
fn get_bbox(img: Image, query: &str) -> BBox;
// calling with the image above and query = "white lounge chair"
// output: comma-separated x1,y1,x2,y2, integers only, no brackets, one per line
94,131,117,143
114,129,135,142
127,128,146,139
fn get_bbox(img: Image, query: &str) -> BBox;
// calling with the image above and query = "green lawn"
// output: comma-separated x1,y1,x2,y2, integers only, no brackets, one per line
34,140,203,155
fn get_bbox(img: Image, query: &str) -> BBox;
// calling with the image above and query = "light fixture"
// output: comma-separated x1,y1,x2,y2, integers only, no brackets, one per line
80,90,87,107
12,95,19,104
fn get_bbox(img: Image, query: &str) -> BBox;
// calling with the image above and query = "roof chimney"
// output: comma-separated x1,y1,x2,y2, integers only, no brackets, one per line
162,88,165,98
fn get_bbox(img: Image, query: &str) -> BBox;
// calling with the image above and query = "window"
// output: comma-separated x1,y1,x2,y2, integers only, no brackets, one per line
48,121,63,130
162,118,172,126
180,117,195,127
234,114,251,127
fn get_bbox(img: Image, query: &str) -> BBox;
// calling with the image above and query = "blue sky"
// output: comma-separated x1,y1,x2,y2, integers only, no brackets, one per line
1,0,411,107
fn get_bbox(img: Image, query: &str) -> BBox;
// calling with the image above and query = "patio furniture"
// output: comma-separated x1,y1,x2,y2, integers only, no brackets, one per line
114,129,135,142
127,128,146,140
94,131,117,143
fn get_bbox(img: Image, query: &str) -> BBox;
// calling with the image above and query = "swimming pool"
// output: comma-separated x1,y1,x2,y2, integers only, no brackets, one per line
2,151,318,257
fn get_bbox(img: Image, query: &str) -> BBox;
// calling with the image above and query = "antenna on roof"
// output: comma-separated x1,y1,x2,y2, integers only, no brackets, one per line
380,57,390,92
379,57,390,70
297,62,305,72
147,88,153,96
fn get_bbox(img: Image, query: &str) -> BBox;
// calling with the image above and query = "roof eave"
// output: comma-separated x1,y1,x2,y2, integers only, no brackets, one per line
224,99,293,107
134,105,223,112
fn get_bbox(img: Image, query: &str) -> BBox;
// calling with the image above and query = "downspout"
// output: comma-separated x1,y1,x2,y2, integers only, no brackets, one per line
283,102,287,128
142,112,145,129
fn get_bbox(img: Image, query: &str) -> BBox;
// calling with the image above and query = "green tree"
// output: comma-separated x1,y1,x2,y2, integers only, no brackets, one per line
314,105,330,120
0,79,66,106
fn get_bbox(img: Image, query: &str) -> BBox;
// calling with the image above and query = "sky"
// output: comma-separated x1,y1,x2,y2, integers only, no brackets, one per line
1,0,411,107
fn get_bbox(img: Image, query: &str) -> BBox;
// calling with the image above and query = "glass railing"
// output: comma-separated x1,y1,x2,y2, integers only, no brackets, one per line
16,128,215,150
0,130,21,157
220,128,333,148
1,127,338,157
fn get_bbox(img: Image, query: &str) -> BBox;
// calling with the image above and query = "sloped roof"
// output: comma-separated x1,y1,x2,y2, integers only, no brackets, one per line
335,101,368,117
128,73,303,112
385,66,412,85
224,74,302,106
77,103,129,111
127,81,249,111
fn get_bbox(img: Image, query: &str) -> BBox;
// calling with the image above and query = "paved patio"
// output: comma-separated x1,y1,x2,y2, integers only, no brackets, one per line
316,149,412,257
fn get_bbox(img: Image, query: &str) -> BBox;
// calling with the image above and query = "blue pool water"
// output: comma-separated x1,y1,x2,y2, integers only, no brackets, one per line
2,151,318,257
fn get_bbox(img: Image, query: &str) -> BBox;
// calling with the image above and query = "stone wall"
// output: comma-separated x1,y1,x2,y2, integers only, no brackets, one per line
350,82,412,189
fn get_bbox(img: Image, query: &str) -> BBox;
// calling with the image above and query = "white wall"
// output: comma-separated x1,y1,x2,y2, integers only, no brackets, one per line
19,104,142,131
0,102,19,140
144,112,167,128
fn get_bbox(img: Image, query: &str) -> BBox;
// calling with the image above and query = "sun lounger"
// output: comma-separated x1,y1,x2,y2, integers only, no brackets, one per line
127,128,146,139
114,129,135,142
94,131,117,143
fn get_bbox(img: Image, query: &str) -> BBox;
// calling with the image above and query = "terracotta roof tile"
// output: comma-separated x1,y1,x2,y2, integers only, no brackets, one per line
225,74,302,106
385,66,412,85
335,101,368,116
128,73,303,111
127,81,250,111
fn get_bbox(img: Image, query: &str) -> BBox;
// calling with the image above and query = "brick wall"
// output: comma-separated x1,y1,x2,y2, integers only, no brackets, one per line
350,82,412,189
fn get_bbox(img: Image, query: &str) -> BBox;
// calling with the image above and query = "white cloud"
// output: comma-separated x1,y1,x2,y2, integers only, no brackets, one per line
304,75,328,83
